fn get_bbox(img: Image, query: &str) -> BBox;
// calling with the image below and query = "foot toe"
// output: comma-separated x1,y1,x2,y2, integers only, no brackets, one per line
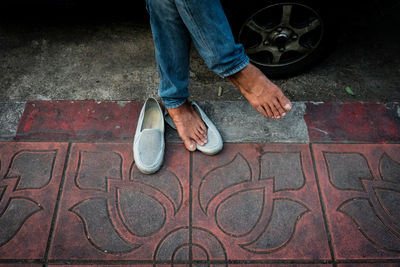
275,91,291,111
273,100,287,117
194,135,206,147
263,105,275,118
269,104,281,118
183,139,197,151
284,103,292,111
199,122,207,132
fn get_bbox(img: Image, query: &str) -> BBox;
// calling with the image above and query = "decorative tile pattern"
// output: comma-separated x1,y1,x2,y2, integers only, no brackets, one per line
2,140,399,265
0,142,68,259
49,143,190,262
191,144,331,261
313,144,400,260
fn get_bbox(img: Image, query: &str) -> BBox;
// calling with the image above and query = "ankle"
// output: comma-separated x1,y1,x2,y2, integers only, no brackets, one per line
229,63,265,86
167,100,190,114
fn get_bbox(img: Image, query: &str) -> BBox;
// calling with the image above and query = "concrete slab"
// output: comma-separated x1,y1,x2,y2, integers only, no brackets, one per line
0,101,25,141
166,101,309,143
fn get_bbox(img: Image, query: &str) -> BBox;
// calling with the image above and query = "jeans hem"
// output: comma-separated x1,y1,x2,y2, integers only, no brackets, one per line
162,98,187,109
218,55,250,78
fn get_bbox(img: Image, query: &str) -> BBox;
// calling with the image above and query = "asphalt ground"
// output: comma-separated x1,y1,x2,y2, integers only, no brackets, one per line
0,3,399,102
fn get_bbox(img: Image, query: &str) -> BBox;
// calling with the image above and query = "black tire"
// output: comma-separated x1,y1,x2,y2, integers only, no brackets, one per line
227,0,336,78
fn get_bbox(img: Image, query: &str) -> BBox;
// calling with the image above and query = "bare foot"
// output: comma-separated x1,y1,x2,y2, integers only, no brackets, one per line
167,101,208,151
229,63,292,118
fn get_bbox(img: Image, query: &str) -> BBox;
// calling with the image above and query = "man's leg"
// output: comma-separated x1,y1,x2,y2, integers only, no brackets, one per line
146,0,207,151
175,0,292,118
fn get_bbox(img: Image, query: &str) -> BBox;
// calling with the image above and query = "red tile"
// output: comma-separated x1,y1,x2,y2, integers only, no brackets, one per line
191,144,331,261
16,101,142,141
241,265,333,267
49,143,190,262
0,264,42,267
305,102,400,143
313,144,400,260
337,264,400,267
49,265,153,267
0,142,68,260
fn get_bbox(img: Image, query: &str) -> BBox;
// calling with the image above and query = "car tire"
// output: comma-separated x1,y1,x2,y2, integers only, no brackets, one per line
228,0,336,78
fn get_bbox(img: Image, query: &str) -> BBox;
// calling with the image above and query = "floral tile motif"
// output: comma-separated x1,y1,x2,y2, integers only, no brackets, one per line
49,143,190,262
313,144,400,260
191,144,331,261
0,142,68,259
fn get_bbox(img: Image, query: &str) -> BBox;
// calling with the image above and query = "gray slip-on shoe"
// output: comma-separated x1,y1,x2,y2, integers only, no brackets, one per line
133,97,165,174
165,101,223,155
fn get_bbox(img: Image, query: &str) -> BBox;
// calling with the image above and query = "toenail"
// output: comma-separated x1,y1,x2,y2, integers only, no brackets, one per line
282,113,286,116
284,104,292,110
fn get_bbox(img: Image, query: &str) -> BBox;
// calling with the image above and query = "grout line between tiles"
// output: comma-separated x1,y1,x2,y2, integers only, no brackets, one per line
309,143,337,266
43,142,72,263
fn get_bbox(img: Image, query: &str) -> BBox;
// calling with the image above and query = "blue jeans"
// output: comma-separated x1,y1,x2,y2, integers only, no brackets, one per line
145,0,249,109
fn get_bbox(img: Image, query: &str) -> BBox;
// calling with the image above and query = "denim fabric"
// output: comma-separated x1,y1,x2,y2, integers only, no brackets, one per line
146,0,249,109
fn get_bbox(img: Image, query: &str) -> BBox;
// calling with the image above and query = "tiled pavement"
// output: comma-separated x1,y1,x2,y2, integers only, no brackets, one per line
0,101,400,266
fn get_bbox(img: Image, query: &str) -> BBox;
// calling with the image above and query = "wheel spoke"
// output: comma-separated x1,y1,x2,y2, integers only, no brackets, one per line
245,44,281,64
295,19,321,37
240,3,324,67
245,44,271,55
271,49,283,64
245,19,269,35
286,40,313,54
280,5,293,26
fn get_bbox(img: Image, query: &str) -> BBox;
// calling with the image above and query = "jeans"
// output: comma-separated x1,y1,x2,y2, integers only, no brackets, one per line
145,0,250,109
